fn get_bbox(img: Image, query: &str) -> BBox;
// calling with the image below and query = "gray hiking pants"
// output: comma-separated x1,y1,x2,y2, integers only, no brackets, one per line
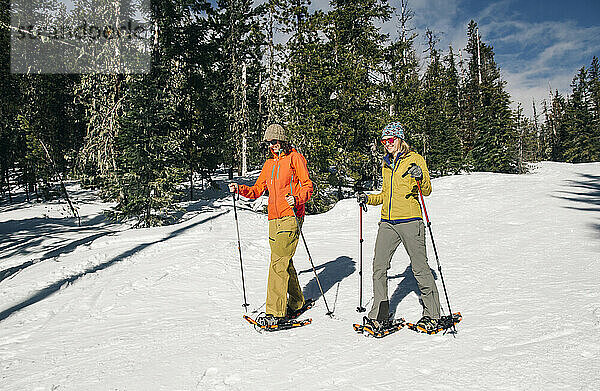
369,220,441,321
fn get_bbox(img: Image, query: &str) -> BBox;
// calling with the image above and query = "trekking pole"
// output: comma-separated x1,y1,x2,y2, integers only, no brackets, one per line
289,199,333,317
415,180,457,335
232,189,250,312
357,202,367,313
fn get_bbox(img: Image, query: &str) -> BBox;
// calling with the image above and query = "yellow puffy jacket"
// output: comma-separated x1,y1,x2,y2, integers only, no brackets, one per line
367,151,432,223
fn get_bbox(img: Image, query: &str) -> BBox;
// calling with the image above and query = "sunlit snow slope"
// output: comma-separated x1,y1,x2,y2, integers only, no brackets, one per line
1,162,599,390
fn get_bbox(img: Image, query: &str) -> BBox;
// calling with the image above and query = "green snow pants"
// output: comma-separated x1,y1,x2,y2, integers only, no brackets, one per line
266,216,305,317
369,220,441,321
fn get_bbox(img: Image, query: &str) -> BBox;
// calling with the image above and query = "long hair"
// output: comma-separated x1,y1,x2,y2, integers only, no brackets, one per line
385,139,411,159
280,140,293,154
398,139,411,156
266,140,293,158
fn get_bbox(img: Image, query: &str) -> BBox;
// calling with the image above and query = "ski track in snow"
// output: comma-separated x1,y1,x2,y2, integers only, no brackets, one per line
1,162,599,390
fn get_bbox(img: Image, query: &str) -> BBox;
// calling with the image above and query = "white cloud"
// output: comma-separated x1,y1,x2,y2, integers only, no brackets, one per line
478,17,600,116
387,0,600,117
502,70,575,119
256,0,599,118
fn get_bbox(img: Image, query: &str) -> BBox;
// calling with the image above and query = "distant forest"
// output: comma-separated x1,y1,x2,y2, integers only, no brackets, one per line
1,0,599,226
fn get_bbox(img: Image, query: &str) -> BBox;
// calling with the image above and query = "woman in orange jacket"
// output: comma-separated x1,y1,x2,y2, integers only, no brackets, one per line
229,124,314,326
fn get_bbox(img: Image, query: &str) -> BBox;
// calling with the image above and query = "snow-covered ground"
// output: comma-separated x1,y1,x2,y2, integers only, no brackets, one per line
1,162,599,390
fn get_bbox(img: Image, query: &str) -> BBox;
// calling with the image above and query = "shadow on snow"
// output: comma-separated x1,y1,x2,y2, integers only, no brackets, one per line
0,210,229,322
0,230,118,283
0,197,250,279
388,265,438,318
299,256,355,314
554,172,600,236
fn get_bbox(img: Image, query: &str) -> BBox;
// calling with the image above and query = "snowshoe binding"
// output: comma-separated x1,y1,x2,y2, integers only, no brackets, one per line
244,313,312,332
406,312,462,335
353,315,405,338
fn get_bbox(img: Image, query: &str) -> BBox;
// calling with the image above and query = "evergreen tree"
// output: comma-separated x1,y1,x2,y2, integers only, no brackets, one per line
538,58,600,163
74,0,199,224
588,57,600,159
381,0,422,159
325,0,391,196
589,57,600,119
0,0,16,201
280,1,334,211
548,91,567,161
515,103,538,172
260,0,288,124
179,0,222,200
289,0,391,208
212,0,266,176
15,75,83,200
111,73,185,226
464,21,518,173
560,67,598,162
420,31,463,176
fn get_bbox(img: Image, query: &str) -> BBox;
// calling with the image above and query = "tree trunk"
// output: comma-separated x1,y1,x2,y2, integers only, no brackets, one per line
476,28,482,86
241,63,248,176
39,139,80,225
5,168,12,203
516,106,524,173
24,167,30,202
189,161,194,202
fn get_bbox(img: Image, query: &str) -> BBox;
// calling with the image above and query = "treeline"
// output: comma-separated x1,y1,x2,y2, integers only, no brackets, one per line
536,57,600,163
0,0,598,225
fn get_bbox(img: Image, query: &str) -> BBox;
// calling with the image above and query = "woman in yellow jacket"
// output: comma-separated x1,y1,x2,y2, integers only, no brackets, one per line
229,124,313,326
357,122,441,332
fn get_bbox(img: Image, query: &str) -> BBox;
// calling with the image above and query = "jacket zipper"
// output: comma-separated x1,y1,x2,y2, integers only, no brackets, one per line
388,155,401,220
271,154,279,217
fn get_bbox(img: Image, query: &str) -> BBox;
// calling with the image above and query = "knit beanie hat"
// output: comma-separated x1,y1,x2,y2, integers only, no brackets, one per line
381,122,405,139
263,123,287,142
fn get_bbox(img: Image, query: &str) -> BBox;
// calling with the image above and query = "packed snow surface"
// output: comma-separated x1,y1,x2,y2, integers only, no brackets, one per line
1,162,599,390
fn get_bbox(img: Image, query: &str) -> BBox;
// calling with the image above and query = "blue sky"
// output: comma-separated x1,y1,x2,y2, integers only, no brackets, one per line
418,0,599,117
391,0,599,117
307,0,600,117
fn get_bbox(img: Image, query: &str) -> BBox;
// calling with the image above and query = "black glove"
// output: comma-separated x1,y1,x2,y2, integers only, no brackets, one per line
407,164,423,181
356,192,368,206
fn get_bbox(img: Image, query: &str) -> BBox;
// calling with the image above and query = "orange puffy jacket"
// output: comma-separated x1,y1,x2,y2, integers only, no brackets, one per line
238,148,313,219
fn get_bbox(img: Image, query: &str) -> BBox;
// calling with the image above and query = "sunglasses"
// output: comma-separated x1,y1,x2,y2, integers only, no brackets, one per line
266,139,280,146
381,137,397,145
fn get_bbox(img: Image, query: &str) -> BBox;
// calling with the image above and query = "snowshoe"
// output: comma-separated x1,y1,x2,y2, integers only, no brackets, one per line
259,314,286,327
244,314,311,332
353,316,405,338
287,298,315,319
415,316,438,333
405,312,462,335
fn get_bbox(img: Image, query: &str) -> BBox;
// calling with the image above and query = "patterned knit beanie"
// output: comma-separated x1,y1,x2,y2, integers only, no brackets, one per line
381,122,405,139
